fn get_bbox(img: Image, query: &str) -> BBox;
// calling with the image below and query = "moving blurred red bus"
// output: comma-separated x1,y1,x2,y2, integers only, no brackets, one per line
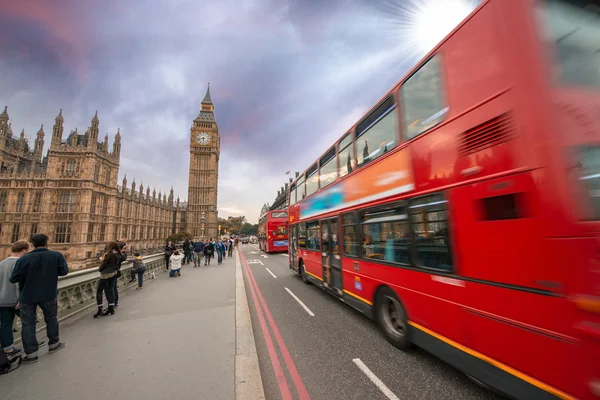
258,210,289,253
287,0,600,398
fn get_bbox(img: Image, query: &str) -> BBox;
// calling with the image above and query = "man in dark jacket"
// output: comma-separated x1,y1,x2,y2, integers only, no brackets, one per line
164,241,176,270
9,234,68,363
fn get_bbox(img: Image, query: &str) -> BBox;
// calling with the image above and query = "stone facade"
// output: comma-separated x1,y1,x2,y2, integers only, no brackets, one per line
0,106,186,269
187,85,220,239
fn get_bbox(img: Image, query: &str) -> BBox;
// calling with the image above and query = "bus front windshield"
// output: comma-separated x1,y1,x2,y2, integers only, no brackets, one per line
539,0,600,89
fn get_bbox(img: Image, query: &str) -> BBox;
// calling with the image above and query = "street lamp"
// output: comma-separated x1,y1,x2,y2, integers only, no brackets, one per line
201,211,206,239
218,224,221,237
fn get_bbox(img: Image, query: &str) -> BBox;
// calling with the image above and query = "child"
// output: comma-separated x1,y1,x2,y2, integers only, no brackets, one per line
169,250,184,277
129,252,147,289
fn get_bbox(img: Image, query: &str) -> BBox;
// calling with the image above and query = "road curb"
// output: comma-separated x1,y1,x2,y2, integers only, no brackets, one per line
235,248,266,400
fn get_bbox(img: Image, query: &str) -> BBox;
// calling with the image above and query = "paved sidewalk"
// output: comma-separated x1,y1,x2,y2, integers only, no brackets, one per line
1,256,246,400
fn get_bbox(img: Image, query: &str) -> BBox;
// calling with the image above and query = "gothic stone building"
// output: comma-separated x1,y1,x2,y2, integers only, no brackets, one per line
0,106,186,269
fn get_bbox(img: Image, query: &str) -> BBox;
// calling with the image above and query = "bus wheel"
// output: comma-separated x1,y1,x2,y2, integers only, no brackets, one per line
299,262,309,285
375,287,411,350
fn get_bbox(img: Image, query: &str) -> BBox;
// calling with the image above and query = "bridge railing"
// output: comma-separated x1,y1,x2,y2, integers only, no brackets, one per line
13,253,167,333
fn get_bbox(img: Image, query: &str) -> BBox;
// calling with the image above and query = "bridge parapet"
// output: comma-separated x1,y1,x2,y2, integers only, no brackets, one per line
13,253,166,332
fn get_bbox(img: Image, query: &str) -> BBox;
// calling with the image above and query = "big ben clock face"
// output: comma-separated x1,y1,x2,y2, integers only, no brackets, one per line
195,132,211,145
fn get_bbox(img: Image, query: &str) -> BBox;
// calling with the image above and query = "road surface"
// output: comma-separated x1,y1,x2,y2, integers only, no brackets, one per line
239,243,502,400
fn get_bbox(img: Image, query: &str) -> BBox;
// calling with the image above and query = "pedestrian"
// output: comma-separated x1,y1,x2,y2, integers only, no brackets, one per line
9,234,68,363
216,240,225,265
94,241,122,318
228,238,234,257
169,250,184,277
204,239,214,266
193,240,205,267
1,241,45,357
129,253,146,289
113,241,128,309
183,239,192,265
164,241,176,270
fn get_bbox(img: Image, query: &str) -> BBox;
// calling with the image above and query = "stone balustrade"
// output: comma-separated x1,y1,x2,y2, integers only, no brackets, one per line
13,252,167,332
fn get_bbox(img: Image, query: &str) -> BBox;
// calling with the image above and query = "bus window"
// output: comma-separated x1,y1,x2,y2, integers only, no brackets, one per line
297,223,307,248
306,221,321,251
306,165,319,197
538,0,600,88
401,55,448,140
297,176,306,200
342,213,360,257
338,133,355,178
409,193,453,271
289,184,297,206
356,97,399,168
360,204,410,264
320,147,337,188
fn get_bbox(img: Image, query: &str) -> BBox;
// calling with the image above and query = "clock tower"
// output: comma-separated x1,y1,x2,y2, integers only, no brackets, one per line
188,84,220,239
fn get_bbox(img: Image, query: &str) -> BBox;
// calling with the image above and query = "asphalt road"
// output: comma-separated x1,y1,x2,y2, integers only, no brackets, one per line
239,243,503,400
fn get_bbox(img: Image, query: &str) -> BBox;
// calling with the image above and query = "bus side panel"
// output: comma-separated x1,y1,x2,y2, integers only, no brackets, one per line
341,258,466,345
300,249,322,280
450,178,576,395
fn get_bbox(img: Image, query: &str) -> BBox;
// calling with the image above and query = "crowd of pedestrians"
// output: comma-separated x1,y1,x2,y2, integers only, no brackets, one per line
0,233,238,374
0,234,68,371
164,237,235,271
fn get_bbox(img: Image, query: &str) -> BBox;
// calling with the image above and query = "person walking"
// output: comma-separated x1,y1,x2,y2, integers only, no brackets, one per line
129,253,146,289
216,240,225,265
0,241,43,357
204,239,214,266
94,242,122,318
193,240,205,267
164,241,176,270
228,238,234,257
182,239,192,265
9,234,68,364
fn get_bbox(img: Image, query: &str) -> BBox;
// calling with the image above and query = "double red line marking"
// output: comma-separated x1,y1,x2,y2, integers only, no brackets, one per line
239,249,310,400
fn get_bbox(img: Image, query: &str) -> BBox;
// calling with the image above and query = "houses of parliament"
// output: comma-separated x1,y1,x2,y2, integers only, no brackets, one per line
0,86,220,268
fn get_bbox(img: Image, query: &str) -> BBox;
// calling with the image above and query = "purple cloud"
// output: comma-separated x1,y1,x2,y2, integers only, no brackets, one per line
0,0,476,222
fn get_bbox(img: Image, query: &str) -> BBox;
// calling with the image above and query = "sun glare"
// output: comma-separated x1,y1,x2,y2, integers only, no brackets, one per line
411,0,476,52
377,0,479,59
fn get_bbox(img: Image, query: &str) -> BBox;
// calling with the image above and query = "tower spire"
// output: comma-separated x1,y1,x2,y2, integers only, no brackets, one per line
202,83,212,104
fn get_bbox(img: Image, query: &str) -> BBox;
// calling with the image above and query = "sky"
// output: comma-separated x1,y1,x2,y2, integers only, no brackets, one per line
0,0,477,223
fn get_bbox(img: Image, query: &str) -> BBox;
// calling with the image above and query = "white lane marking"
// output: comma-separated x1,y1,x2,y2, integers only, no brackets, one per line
261,254,269,258
265,268,277,278
280,254,289,257
284,287,315,316
248,259,264,265
352,358,400,400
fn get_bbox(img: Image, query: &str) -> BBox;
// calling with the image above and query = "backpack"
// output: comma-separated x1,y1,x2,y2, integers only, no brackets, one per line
0,350,21,375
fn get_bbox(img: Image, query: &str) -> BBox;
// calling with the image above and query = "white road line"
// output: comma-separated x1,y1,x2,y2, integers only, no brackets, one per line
284,287,315,317
352,358,400,400
280,254,289,257
265,268,277,279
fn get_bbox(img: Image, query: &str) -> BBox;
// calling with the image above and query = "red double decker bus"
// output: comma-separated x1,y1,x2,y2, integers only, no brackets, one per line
258,210,289,253
287,1,600,398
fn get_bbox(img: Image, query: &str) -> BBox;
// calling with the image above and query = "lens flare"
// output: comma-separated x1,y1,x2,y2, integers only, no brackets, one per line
375,0,479,59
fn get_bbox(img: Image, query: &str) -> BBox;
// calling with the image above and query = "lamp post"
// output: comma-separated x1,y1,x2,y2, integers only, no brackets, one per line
201,211,206,239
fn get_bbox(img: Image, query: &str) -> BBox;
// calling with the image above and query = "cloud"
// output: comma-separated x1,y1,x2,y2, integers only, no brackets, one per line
0,0,476,223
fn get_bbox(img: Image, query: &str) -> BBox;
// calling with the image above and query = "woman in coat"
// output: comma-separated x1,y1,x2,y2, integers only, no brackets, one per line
94,242,122,318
